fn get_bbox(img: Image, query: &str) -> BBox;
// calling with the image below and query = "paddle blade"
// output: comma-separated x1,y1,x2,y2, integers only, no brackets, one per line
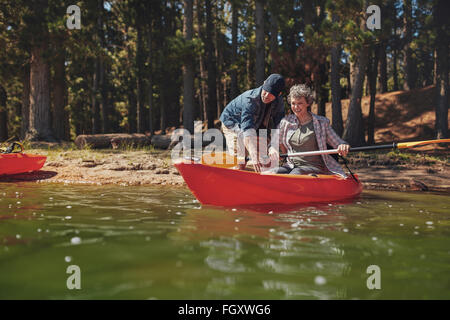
201,151,240,169
397,139,450,149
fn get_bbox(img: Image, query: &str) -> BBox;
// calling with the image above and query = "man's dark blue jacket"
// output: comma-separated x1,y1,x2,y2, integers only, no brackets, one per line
219,86,285,138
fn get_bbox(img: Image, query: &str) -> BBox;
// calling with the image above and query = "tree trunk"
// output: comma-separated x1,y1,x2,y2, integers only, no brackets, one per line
91,2,103,135
402,0,415,90
136,20,145,133
53,46,69,141
199,56,207,122
269,4,278,73
303,0,314,26
160,90,167,135
433,49,437,85
92,59,101,134
182,0,194,133
246,47,253,90
214,3,223,119
205,0,217,129
367,45,379,145
378,41,388,93
147,13,154,135
434,0,449,139
26,44,54,141
346,61,351,98
349,59,356,96
421,37,433,87
223,79,228,111
393,47,399,91
98,0,109,134
21,65,30,140
392,3,400,92
159,49,167,134
255,0,265,86
0,85,7,141
343,21,369,149
99,69,108,133
316,61,328,117
128,88,137,133
230,1,239,99
330,14,343,136
196,0,207,122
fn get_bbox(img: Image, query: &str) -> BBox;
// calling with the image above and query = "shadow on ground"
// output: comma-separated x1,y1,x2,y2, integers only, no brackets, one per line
0,170,57,182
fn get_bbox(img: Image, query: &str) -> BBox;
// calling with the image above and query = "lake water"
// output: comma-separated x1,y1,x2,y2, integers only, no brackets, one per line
0,182,449,299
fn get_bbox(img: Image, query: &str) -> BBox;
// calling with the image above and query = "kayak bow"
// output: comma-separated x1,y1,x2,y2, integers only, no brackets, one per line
0,153,47,176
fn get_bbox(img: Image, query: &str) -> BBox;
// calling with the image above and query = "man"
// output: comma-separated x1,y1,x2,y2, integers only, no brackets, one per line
219,73,286,172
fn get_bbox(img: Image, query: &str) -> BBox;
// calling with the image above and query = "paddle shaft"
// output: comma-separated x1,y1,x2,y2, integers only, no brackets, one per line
280,143,395,158
281,139,450,158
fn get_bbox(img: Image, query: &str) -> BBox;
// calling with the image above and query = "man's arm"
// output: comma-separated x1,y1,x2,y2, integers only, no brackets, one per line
240,99,258,138
240,99,262,171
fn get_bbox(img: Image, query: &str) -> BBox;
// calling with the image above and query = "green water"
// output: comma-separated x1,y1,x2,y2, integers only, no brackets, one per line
0,182,449,299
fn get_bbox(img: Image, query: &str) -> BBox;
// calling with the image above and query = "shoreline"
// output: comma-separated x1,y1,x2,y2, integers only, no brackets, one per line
1,147,448,193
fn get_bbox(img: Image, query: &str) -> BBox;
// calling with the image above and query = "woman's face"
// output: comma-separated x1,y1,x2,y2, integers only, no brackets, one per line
290,96,309,115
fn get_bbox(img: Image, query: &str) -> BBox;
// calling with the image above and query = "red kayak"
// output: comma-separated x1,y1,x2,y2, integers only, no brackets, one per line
0,153,47,176
174,161,363,206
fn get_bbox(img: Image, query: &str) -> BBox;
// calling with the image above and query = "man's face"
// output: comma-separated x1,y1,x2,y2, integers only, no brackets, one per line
261,89,276,104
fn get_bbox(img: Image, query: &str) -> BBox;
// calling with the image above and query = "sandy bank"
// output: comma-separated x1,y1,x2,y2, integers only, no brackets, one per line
1,147,448,194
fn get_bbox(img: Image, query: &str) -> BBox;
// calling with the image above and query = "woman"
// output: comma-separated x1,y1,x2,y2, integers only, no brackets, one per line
268,84,350,176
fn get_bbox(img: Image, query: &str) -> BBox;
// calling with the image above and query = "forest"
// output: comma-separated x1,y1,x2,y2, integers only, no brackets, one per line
0,0,448,148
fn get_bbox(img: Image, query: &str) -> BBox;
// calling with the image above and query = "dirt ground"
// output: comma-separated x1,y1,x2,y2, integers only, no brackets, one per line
1,146,448,194
0,149,184,186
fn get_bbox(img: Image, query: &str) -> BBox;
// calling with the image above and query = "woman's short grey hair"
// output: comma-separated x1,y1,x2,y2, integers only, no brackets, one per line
287,84,315,105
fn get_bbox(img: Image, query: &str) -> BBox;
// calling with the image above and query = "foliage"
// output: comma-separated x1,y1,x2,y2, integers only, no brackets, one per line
0,0,446,142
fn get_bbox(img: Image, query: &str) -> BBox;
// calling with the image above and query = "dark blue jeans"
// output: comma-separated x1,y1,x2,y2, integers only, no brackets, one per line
270,165,324,175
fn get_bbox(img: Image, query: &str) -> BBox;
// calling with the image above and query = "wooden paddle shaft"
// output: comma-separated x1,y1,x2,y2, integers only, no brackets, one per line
282,138,450,158
282,143,397,157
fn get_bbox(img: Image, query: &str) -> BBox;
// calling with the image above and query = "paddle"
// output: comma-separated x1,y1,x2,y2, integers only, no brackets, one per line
196,139,449,170
280,138,450,158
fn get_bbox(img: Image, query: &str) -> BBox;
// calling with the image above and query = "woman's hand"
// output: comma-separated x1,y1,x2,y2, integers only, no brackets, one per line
337,144,350,157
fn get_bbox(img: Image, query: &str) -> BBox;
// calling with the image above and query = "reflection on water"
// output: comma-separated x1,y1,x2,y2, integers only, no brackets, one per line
0,182,449,299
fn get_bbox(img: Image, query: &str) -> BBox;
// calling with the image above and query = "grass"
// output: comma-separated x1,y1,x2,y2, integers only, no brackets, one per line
21,141,172,164
347,149,448,166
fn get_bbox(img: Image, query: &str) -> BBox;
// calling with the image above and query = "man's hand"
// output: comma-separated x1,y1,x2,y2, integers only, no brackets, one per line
268,146,279,166
244,135,262,172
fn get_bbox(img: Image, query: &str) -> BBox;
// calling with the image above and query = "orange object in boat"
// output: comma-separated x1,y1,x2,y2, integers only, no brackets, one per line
0,153,47,176
174,160,363,206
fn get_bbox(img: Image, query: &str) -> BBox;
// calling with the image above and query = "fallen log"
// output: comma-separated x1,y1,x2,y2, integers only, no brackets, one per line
169,132,227,150
74,133,151,149
74,131,227,150
151,134,172,149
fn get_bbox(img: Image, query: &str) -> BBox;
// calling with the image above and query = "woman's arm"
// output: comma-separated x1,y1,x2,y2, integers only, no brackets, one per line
324,118,350,156
324,118,348,148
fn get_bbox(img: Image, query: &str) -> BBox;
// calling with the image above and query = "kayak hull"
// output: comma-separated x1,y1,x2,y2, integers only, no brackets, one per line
0,153,47,176
174,161,363,206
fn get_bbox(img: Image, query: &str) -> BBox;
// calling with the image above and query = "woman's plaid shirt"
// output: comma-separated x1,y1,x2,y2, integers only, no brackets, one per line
273,113,348,177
